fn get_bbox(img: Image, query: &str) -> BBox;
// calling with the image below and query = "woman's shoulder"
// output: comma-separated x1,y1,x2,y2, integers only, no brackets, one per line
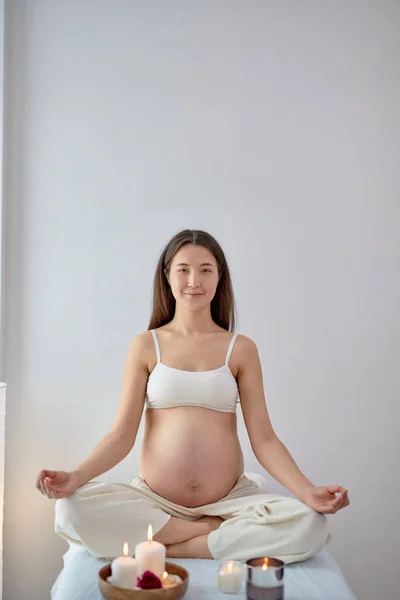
234,333,259,359
124,330,158,372
127,330,156,354
129,328,258,352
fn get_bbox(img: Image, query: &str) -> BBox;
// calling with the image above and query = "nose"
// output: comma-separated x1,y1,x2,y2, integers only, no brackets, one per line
188,271,202,288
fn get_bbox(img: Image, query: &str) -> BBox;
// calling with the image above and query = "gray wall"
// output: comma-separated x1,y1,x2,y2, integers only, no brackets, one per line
2,1,400,599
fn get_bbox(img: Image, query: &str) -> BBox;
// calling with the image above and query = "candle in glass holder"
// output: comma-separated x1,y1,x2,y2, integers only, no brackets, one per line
218,560,243,594
246,557,284,600
135,524,166,579
109,543,137,590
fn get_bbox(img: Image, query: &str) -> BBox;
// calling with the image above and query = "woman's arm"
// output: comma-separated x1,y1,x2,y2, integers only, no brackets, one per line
248,437,315,502
72,333,149,486
237,336,315,501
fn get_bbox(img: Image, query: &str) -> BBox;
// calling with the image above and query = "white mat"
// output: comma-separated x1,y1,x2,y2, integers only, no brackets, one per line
51,543,357,600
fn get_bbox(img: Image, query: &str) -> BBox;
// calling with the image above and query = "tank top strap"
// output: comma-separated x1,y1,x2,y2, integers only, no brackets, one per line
150,330,161,363
225,333,239,366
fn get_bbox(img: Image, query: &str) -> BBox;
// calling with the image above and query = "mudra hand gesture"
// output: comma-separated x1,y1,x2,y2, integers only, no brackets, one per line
301,485,350,514
36,469,83,499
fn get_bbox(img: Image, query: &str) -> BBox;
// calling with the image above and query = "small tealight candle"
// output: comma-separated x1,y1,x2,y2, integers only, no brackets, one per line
135,524,166,579
246,557,285,600
109,543,137,590
218,560,243,594
162,571,183,588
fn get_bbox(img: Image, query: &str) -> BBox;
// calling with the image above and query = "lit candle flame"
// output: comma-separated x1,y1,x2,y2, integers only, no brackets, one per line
147,524,153,543
123,543,129,557
163,571,168,580
228,562,233,573
262,558,269,570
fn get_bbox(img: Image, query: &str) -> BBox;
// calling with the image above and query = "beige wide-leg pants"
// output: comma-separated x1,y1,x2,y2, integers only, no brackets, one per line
55,474,331,564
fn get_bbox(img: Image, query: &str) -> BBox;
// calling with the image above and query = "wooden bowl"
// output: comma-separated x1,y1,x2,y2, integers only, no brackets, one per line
99,562,189,600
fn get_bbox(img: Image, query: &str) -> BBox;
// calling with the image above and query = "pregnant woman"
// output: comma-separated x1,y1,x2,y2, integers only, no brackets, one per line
36,229,349,563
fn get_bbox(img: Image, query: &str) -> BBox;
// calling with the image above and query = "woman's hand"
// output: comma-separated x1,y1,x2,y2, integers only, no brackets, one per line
301,485,350,514
197,515,224,533
36,469,84,499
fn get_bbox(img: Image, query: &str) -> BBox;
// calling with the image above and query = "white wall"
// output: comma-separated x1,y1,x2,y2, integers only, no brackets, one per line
0,2,4,594
2,1,400,599
0,384,5,599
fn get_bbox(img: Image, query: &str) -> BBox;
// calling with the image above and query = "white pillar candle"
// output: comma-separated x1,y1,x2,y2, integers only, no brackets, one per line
109,543,137,590
218,560,243,594
135,524,166,579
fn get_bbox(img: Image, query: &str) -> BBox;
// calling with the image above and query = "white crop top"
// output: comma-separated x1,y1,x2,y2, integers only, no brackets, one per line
145,330,240,413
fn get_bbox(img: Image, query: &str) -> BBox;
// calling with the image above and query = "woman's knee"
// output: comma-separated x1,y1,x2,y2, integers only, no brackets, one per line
302,504,328,528
55,484,92,533
297,504,330,549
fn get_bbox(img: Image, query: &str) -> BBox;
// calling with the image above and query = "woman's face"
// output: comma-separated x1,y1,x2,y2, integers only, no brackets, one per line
167,244,220,309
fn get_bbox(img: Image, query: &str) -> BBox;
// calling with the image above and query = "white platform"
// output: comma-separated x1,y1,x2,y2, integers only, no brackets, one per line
51,543,357,600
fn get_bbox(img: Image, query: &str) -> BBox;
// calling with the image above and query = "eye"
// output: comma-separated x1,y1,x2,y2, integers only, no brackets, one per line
177,268,213,273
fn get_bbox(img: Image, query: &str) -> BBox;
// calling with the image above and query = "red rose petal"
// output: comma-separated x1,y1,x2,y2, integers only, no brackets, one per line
137,570,163,589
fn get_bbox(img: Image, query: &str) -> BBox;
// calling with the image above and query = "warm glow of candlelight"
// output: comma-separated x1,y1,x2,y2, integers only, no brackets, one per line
147,524,153,542
262,558,269,570
123,543,129,557
163,571,168,580
228,562,233,573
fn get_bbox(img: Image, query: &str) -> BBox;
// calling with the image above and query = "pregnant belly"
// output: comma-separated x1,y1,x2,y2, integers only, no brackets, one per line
140,407,244,507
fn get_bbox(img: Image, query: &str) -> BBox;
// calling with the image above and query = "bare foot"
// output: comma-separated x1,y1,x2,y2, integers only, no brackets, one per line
197,515,224,533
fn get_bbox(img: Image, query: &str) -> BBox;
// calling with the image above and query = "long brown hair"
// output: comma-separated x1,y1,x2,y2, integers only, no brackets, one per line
148,229,237,331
